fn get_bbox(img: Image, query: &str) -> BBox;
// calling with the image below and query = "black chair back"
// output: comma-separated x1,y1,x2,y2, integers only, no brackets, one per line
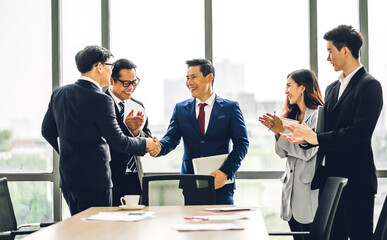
374,195,387,240
310,177,348,240
142,174,216,206
0,178,17,240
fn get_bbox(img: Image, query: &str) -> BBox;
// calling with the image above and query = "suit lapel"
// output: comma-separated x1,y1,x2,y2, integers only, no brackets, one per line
206,95,223,137
332,67,365,111
185,99,202,137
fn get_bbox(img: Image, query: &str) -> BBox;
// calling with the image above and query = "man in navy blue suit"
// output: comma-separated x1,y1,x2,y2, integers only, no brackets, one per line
155,59,249,204
41,46,160,215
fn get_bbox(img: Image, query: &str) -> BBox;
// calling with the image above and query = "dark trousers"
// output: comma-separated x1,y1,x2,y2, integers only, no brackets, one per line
62,188,112,216
288,217,311,240
215,183,234,205
322,187,374,240
112,172,142,206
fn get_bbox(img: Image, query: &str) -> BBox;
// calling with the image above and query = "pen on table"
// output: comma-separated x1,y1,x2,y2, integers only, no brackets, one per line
128,212,146,215
184,217,209,220
268,111,276,131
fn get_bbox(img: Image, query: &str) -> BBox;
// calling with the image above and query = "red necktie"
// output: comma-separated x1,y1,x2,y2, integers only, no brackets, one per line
198,103,207,136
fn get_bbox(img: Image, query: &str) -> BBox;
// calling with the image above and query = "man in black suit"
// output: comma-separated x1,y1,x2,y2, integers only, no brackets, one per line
282,25,383,240
105,58,152,206
41,46,160,215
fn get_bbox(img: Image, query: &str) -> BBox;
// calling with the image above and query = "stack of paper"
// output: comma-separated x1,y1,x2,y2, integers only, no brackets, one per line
83,211,154,222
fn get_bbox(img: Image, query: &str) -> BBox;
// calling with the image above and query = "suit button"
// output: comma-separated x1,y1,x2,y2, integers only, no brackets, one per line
201,141,205,143
290,170,293,173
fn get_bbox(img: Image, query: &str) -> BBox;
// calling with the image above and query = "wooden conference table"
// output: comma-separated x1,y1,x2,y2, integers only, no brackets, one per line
23,205,269,240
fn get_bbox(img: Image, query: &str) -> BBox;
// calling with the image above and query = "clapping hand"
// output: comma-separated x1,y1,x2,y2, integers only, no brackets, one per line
259,113,285,137
281,123,318,145
125,110,145,136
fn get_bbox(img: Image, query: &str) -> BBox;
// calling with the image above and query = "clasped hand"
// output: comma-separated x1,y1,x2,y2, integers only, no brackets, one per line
145,137,161,157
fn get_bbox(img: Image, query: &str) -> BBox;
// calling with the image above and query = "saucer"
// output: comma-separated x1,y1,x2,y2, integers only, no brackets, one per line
118,205,145,210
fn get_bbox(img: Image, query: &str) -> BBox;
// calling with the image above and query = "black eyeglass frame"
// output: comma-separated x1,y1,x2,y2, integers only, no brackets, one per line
94,62,115,69
113,76,141,87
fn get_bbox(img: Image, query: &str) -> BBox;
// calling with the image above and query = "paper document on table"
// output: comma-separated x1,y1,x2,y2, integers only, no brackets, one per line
184,214,249,221
173,223,244,231
83,211,154,222
192,154,234,185
204,206,257,212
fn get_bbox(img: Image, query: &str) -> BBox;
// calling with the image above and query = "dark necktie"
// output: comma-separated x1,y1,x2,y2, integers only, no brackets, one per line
118,101,125,119
119,101,137,172
198,103,207,136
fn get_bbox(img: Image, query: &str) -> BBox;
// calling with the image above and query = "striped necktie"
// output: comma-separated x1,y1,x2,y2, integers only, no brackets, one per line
119,101,137,172
118,101,125,119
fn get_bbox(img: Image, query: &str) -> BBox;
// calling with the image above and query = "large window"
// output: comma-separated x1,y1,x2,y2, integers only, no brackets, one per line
0,0,53,225
1,0,386,228
317,0,359,93
62,0,101,86
111,0,205,172
213,0,309,171
369,1,387,170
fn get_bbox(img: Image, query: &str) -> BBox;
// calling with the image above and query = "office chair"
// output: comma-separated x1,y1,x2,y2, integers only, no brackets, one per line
0,178,53,240
269,177,348,240
374,195,387,240
141,174,216,206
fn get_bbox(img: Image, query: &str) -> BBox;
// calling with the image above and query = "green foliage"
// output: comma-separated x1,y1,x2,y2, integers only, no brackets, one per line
0,129,12,152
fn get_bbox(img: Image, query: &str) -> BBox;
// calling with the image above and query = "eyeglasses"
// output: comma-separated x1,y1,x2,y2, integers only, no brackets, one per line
113,77,141,87
95,62,114,70
103,62,114,70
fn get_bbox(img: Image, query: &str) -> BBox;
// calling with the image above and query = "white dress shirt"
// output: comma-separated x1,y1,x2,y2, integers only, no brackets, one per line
337,65,362,100
195,93,216,135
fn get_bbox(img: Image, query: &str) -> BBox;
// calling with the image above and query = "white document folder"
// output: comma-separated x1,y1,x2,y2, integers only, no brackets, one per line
192,154,234,184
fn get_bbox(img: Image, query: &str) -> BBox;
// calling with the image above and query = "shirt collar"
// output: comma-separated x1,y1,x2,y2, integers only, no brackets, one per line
79,76,102,91
108,89,126,108
196,93,216,107
338,65,363,85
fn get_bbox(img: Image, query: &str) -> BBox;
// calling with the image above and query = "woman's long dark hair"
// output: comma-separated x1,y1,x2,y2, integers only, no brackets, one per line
282,69,324,119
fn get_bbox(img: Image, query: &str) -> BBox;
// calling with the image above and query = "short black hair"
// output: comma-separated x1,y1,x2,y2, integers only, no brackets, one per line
323,25,363,59
75,45,113,73
186,58,215,85
111,58,137,80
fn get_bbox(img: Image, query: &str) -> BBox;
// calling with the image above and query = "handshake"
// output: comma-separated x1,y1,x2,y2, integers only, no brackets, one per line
145,137,161,157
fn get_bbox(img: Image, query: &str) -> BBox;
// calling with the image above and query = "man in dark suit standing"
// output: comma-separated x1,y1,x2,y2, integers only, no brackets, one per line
282,25,383,240
154,59,249,204
105,58,152,206
41,46,160,215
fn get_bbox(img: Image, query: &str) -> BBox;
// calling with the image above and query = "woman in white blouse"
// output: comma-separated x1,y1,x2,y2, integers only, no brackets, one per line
259,69,323,240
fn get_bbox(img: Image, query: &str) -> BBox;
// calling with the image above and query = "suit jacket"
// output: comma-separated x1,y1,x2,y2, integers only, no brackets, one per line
275,108,319,224
105,90,152,191
314,67,383,194
158,94,249,188
41,80,147,192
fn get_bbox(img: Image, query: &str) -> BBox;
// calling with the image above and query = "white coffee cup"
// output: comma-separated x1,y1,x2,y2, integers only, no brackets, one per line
120,195,140,207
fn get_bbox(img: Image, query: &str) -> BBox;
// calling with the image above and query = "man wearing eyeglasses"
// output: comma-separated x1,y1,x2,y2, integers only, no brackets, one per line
105,58,152,206
42,46,160,215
